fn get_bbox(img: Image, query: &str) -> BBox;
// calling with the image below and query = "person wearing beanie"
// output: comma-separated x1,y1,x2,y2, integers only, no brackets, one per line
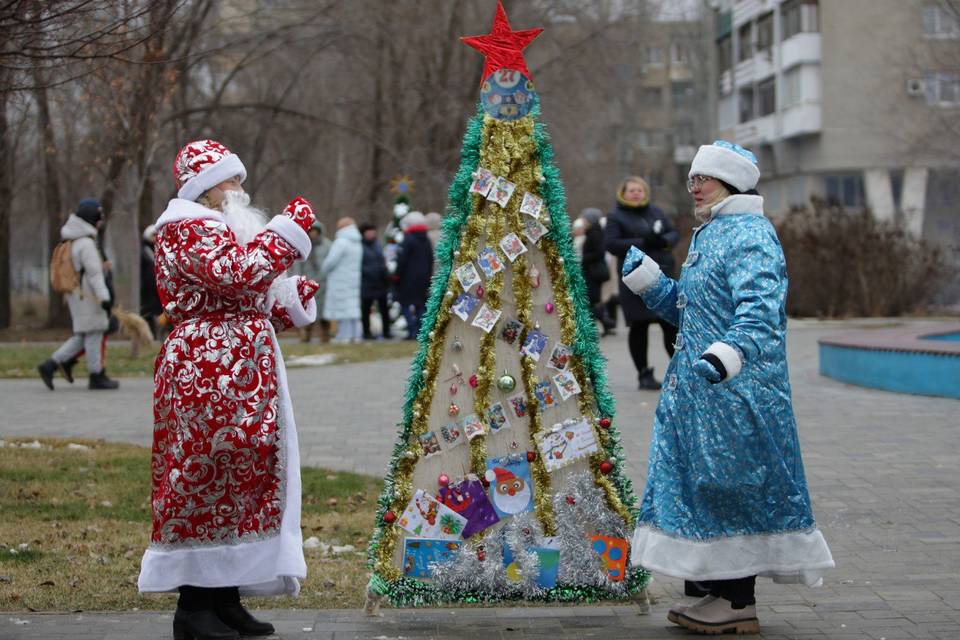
394,210,434,340
321,216,364,343
138,139,321,640
579,207,616,336
604,176,680,389
358,221,392,340
37,199,120,391
621,140,834,635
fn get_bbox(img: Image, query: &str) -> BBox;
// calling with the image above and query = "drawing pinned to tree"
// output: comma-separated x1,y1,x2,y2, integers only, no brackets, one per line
366,0,648,609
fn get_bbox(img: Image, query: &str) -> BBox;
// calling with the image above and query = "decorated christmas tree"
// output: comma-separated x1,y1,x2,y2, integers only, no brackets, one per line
366,1,650,608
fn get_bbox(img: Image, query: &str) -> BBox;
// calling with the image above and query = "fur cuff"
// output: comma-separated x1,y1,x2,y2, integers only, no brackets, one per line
703,341,742,381
265,216,312,261
622,259,662,294
286,295,317,328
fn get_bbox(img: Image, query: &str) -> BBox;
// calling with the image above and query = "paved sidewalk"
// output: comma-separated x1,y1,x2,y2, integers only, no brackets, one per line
2,318,959,639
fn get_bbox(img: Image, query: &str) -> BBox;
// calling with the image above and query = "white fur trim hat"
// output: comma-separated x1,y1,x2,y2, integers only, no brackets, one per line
689,140,760,192
173,139,247,202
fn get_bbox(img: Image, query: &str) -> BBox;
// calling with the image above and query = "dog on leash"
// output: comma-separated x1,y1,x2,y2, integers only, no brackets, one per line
113,308,154,358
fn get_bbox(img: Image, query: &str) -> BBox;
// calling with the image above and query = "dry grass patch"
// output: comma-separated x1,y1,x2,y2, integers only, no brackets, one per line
0,438,381,612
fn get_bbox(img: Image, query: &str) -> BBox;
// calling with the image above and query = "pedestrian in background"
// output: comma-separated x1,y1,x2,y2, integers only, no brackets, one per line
322,217,363,343
297,221,333,342
394,211,433,340
605,176,679,390
622,140,834,635
37,199,119,390
359,221,392,340
140,224,164,339
580,207,616,336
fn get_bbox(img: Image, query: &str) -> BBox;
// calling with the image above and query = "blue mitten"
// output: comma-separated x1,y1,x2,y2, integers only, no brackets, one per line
622,245,647,276
693,357,724,383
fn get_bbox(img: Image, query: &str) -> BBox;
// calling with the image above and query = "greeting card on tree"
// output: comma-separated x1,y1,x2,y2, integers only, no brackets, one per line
520,329,548,361
534,379,559,410
438,479,500,539
471,304,502,333
490,176,517,207
402,538,463,578
502,543,560,589
534,418,599,472
551,370,582,401
500,318,523,345
523,216,549,244
451,293,480,321
470,167,495,197
508,394,528,418
499,233,528,262
519,192,543,217
398,489,468,539
590,534,629,582
547,343,571,371
419,431,442,457
440,422,466,448
476,247,505,278
461,413,487,440
455,263,482,290
487,402,511,433
485,457,534,519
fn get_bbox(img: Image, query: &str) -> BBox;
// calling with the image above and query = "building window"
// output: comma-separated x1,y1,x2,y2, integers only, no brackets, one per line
782,0,819,41
739,86,755,123
737,21,753,61
645,46,664,67
641,86,663,107
635,130,666,149
670,42,687,65
717,35,732,73
825,173,866,208
672,81,695,109
925,72,960,105
757,12,774,53
923,5,960,38
673,124,696,146
782,67,802,107
758,77,776,116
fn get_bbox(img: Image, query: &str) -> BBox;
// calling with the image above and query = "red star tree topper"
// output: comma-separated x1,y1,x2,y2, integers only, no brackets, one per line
461,0,543,84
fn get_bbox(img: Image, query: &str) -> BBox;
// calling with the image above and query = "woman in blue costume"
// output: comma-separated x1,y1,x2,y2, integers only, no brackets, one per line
622,141,833,635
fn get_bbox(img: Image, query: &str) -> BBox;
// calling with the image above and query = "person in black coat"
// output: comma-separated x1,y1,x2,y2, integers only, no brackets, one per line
360,222,392,340
140,225,164,338
395,211,434,340
604,176,680,390
580,208,616,335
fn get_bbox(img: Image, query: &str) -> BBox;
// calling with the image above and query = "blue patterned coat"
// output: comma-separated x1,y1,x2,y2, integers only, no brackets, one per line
627,195,833,585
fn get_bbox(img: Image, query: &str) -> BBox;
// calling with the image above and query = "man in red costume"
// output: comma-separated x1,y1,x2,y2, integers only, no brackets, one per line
138,139,319,640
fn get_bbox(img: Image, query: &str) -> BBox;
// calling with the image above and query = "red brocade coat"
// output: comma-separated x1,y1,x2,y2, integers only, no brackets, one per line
138,197,317,596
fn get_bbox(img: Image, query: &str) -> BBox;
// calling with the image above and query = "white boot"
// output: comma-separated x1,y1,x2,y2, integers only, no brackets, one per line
667,594,715,625
676,595,760,635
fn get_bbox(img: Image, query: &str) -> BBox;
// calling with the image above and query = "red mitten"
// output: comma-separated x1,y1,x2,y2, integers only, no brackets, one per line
297,276,320,303
283,196,316,233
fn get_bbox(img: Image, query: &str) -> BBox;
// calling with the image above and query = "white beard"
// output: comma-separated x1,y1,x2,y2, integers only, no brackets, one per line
494,484,532,515
222,190,268,245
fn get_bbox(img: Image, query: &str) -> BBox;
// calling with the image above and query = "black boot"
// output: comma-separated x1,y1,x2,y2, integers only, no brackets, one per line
637,367,662,390
685,580,711,597
58,358,77,384
175,586,239,640
88,370,120,390
215,587,275,637
38,360,57,390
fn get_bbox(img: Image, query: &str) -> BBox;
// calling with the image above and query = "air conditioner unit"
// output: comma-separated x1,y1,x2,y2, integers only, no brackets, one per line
906,78,926,96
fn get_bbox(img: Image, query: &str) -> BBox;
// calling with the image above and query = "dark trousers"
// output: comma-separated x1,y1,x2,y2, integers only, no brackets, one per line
695,576,757,607
628,319,677,376
178,585,239,611
401,302,425,339
361,295,392,338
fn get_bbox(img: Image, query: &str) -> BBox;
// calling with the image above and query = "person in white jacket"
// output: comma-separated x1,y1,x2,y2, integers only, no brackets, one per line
37,199,119,390
321,217,363,343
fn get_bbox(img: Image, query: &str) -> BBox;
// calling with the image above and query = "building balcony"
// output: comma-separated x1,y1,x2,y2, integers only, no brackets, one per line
674,145,698,164
780,102,821,138
722,114,777,146
781,32,821,70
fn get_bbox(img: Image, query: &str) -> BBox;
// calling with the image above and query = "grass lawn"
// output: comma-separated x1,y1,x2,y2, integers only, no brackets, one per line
0,438,382,612
0,339,417,379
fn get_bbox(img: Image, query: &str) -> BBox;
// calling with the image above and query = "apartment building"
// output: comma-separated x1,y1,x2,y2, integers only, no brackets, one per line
710,0,960,262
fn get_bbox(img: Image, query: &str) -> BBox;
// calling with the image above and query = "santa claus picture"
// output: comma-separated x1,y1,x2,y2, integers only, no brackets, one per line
137,139,319,640
485,464,533,517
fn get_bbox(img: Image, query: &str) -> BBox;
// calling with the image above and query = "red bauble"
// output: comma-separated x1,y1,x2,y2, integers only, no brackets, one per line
565,495,576,505
480,475,490,488
476,285,485,298
438,473,450,487
477,550,486,562
599,417,611,429
469,374,479,388
383,510,397,524
599,460,614,475
526,450,536,462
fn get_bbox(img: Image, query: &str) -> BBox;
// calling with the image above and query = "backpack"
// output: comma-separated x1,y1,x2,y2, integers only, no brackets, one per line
50,241,81,294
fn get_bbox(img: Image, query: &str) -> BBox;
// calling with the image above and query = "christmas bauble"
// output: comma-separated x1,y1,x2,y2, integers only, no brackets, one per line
599,417,611,429
452,338,464,352
469,374,479,388
526,450,536,462
438,474,450,487
599,460,613,475
544,302,554,314
383,510,397,524
448,402,460,417
450,383,458,395
476,285,485,298
497,372,516,393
